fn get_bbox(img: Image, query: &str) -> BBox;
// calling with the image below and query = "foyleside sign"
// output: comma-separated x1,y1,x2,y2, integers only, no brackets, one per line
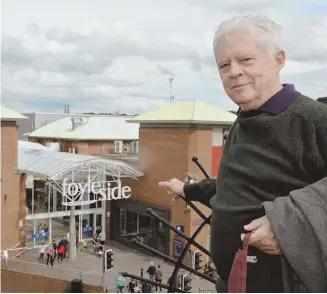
62,178,131,201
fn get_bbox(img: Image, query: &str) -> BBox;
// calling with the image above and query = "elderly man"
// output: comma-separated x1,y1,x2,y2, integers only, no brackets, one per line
159,15,327,293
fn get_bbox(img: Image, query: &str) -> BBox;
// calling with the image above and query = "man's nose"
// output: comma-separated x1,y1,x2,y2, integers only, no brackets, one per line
229,61,243,78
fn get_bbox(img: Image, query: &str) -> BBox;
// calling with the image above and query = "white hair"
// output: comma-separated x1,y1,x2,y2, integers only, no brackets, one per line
213,15,283,58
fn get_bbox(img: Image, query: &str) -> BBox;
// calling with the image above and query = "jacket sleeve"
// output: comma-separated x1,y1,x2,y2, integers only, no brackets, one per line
263,177,327,293
183,178,216,208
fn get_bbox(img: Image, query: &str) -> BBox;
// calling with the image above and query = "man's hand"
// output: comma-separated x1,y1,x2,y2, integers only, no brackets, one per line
158,178,185,198
241,215,281,255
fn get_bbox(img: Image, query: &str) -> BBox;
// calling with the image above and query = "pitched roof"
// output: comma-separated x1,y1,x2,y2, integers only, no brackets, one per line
1,106,28,121
18,147,143,180
126,100,237,125
18,140,52,151
28,115,140,140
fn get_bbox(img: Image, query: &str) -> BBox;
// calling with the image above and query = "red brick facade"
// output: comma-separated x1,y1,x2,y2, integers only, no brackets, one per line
117,125,216,264
1,121,26,251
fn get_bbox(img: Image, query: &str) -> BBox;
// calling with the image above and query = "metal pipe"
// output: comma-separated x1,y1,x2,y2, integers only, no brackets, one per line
131,239,215,284
146,208,211,256
192,156,211,178
179,196,210,224
122,272,186,293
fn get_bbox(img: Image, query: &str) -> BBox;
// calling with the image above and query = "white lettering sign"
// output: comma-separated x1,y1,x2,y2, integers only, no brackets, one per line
62,179,132,202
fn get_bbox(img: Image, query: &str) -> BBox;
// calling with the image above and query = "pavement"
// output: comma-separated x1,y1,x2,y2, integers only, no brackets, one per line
11,239,216,293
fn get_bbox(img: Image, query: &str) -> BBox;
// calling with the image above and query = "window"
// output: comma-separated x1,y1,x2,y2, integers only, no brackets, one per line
125,211,138,235
118,210,154,246
139,214,152,234
119,209,126,235
155,219,166,254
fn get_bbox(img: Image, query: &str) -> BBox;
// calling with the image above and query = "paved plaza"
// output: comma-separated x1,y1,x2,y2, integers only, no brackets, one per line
11,239,216,293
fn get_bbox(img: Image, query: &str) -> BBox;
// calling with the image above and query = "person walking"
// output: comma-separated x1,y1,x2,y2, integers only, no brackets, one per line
39,243,47,260
155,264,163,291
92,232,98,253
51,240,57,261
116,272,125,293
57,244,65,262
146,262,156,281
98,230,106,246
46,244,55,266
59,236,68,260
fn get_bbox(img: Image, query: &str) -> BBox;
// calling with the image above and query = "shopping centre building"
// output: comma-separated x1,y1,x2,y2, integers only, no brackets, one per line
1,100,236,265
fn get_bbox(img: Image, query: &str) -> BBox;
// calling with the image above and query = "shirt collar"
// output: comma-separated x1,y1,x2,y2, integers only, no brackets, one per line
237,84,300,115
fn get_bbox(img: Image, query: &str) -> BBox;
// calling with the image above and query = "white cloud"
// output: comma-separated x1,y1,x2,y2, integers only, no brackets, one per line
1,0,327,114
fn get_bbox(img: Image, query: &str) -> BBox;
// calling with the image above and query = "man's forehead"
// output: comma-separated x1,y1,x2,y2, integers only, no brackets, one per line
215,32,261,60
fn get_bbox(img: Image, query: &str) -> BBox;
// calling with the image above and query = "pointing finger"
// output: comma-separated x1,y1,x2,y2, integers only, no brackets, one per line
158,181,170,187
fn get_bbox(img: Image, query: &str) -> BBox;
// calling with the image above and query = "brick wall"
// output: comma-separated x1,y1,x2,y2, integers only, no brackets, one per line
121,126,215,263
121,127,190,258
1,122,22,250
1,269,103,293
187,128,213,266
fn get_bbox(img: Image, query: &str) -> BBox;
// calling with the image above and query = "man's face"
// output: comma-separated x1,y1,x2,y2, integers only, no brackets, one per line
215,29,285,109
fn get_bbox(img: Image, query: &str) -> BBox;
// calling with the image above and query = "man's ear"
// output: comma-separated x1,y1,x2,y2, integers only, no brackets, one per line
276,50,286,73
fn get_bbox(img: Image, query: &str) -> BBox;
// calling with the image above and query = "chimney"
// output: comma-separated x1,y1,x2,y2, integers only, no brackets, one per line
64,105,70,114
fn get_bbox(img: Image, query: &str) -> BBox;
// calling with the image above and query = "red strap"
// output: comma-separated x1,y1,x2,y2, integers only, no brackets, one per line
228,233,252,293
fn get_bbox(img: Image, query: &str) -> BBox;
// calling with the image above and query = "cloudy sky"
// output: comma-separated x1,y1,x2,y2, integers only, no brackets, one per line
2,0,327,114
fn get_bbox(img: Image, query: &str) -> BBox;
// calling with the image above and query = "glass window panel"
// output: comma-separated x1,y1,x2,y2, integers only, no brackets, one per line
125,211,138,235
119,209,126,236
137,214,153,247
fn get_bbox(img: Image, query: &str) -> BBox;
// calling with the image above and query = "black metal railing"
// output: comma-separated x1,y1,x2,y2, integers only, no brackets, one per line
122,156,215,292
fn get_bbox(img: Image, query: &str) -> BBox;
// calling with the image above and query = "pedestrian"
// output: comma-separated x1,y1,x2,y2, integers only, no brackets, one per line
46,244,54,266
2,248,9,267
98,230,106,246
141,282,152,293
128,278,137,293
159,14,327,293
62,236,69,259
155,264,163,291
146,261,156,282
92,232,98,253
116,272,125,293
39,243,47,260
57,244,65,262
51,239,57,260
81,240,87,253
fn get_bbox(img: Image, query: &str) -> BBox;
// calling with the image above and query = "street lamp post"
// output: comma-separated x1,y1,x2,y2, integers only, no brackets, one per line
169,78,174,103
69,206,77,260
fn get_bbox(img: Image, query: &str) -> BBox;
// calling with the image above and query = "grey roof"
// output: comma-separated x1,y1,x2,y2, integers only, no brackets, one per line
27,115,140,140
18,147,144,180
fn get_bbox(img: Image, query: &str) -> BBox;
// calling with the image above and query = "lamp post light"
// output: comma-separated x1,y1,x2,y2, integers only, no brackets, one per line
169,78,174,103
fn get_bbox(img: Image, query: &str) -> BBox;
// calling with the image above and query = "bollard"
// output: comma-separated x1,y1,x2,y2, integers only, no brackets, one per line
141,268,143,278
